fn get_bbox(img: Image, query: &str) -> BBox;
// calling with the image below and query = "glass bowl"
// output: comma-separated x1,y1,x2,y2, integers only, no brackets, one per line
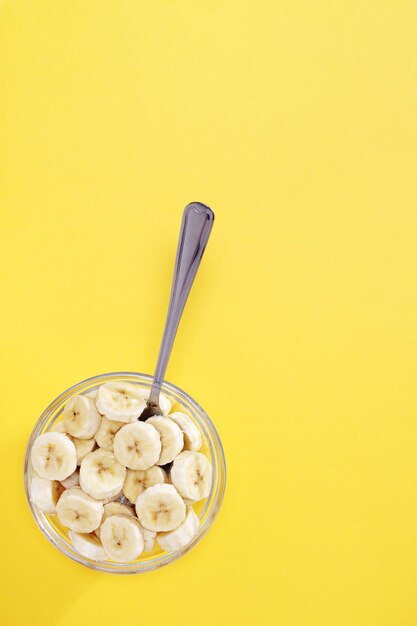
23,372,226,574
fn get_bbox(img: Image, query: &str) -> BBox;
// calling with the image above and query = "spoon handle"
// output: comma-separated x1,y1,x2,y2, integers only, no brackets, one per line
147,202,215,408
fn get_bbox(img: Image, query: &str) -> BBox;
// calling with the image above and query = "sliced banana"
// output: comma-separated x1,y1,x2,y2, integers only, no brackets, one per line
113,422,161,470
100,515,144,562
138,522,156,553
157,508,199,553
51,421,66,433
169,412,202,452
68,531,107,561
84,389,98,400
72,436,96,464
135,483,186,532
122,466,167,504
60,469,80,489
31,432,77,481
56,487,104,533
138,388,172,416
96,382,146,422
80,449,126,500
51,428,95,464
100,490,123,504
170,451,212,501
182,498,197,506
63,395,100,439
94,501,134,538
30,476,63,514
103,501,135,518
90,490,122,506
146,416,184,465
95,416,124,451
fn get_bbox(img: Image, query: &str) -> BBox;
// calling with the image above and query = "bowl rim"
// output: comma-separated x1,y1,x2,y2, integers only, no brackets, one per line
24,371,226,574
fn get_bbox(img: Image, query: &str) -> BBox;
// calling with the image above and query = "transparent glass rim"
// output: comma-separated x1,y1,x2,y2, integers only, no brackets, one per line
23,372,226,574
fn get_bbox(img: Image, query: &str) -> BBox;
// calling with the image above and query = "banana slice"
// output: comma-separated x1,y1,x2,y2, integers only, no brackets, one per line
100,515,144,562
157,508,199,552
63,395,100,439
51,429,95,464
80,449,126,500
103,501,135,518
96,382,146,422
138,389,172,416
56,487,104,533
94,501,134,538
146,416,184,465
84,389,98,400
31,432,77,481
95,416,124,451
93,490,123,505
170,451,212,501
138,522,156,553
169,412,202,452
72,436,96,464
68,531,107,561
30,476,63,513
123,466,167,504
182,498,197,506
51,421,66,433
135,483,186,532
113,422,161,470
100,490,123,504
60,469,80,489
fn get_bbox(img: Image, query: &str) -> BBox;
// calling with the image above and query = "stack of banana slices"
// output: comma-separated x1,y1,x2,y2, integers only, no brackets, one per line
30,382,212,563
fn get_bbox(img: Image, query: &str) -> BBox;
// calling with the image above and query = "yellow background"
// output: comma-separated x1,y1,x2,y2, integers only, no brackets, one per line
1,1,417,625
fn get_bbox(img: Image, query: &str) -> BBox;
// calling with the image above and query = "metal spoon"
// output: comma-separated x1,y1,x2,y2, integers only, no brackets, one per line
139,202,215,420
